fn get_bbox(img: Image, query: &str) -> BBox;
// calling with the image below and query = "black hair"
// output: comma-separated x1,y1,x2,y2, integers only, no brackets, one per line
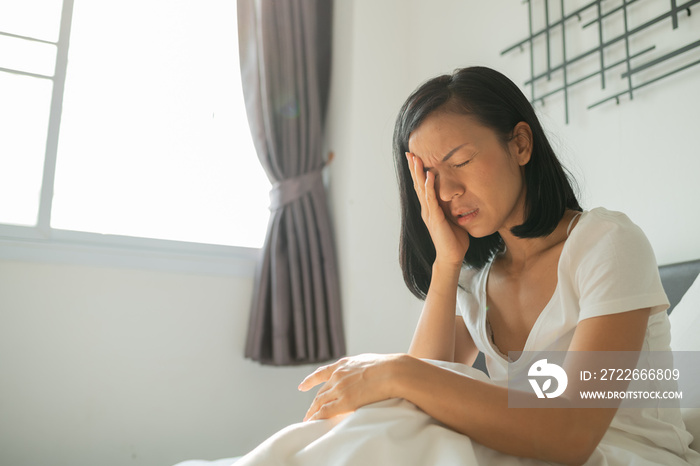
393,66,581,300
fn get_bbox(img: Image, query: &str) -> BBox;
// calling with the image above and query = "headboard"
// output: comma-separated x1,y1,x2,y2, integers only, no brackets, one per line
659,259,700,313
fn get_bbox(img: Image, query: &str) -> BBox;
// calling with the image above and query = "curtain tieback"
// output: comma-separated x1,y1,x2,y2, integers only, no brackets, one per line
269,167,324,211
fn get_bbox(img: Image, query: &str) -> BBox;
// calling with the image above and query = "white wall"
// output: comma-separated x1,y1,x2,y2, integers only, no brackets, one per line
325,0,423,357
1,1,699,465
0,260,317,465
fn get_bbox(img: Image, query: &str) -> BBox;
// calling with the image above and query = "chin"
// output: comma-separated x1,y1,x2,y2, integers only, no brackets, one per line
465,224,500,240
468,231,491,239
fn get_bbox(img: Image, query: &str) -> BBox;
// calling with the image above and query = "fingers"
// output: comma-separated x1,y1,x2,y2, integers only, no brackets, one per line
306,400,344,422
303,369,343,421
423,170,444,221
406,153,433,201
298,361,338,392
304,379,355,421
303,384,338,421
406,152,443,225
406,154,468,262
404,152,420,193
406,152,430,222
424,169,437,206
299,362,339,421
300,359,354,422
300,364,339,421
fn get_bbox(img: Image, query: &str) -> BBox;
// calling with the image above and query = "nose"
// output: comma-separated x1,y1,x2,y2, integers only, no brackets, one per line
436,173,464,202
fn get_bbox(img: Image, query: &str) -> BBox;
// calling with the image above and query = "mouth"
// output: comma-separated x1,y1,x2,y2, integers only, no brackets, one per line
454,208,479,225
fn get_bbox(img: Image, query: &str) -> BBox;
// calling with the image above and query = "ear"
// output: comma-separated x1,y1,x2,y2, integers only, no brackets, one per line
509,122,533,166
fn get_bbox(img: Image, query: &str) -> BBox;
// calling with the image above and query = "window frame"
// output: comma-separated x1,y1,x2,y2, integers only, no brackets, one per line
0,0,263,277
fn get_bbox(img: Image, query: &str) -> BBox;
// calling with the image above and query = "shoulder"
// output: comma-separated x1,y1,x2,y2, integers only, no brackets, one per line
567,207,653,262
574,207,644,239
565,207,668,317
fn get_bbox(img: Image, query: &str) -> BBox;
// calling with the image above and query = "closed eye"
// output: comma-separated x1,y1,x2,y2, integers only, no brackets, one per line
454,151,477,168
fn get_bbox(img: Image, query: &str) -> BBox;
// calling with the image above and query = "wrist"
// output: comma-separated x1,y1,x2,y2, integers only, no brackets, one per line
433,250,464,267
386,353,419,399
432,259,463,280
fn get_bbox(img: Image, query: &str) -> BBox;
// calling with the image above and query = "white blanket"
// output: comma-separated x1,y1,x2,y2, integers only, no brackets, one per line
230,359,699,466
234,360,551,466
174,358,699,465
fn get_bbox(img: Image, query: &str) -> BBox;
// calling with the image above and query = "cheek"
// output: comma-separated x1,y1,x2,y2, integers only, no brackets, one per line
505,165,526,196
485,159,523,195
437,197,451,214
435,191,457,219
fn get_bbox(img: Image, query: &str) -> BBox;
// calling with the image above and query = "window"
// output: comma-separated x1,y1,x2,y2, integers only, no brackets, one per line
0,0,270,262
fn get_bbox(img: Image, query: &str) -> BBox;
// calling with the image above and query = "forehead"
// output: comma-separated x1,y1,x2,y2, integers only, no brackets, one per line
408,112,490,156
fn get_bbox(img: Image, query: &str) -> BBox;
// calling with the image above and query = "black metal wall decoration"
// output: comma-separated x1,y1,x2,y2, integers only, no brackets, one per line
502,0,700,123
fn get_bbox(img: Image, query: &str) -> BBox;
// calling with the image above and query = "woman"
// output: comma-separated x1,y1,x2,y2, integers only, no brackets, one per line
240,67,699,465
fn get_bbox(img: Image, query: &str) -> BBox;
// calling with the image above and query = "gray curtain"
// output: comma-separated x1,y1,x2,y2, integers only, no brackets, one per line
237,0,345,365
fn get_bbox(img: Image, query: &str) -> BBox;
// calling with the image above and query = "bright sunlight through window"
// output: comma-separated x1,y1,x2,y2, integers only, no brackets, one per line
0,0,270,249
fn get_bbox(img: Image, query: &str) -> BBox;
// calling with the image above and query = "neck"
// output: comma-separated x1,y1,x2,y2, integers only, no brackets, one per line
497,209,578,271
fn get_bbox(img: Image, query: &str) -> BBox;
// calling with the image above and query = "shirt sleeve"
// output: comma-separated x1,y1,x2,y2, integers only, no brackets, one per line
572,210,669,322
456,265,486,341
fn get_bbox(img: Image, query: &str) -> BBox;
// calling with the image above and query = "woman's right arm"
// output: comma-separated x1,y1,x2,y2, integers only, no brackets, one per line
405,152,476,363
408,262,478,363
454,314,479,365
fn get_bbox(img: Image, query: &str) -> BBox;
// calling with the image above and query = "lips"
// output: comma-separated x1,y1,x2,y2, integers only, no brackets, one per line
453,208,478,218
453,208,479,225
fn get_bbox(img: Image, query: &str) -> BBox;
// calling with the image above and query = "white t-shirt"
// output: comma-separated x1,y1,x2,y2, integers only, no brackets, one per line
457,207,699,465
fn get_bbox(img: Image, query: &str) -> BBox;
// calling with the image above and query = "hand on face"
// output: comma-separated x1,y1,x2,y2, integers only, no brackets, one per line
406,152,470,267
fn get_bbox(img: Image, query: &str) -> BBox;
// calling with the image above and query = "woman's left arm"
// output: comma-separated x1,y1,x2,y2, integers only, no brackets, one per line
300,307,650,465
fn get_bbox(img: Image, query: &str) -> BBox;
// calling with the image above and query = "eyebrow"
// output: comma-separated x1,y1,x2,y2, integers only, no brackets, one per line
421,143,470,169
442,143,469,162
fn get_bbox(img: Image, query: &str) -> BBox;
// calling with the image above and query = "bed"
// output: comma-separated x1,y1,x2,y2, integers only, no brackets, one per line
174,259,700,465
662,259,700,455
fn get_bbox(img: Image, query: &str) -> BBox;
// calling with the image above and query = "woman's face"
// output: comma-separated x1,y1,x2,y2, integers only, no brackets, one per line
407,111,531,238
